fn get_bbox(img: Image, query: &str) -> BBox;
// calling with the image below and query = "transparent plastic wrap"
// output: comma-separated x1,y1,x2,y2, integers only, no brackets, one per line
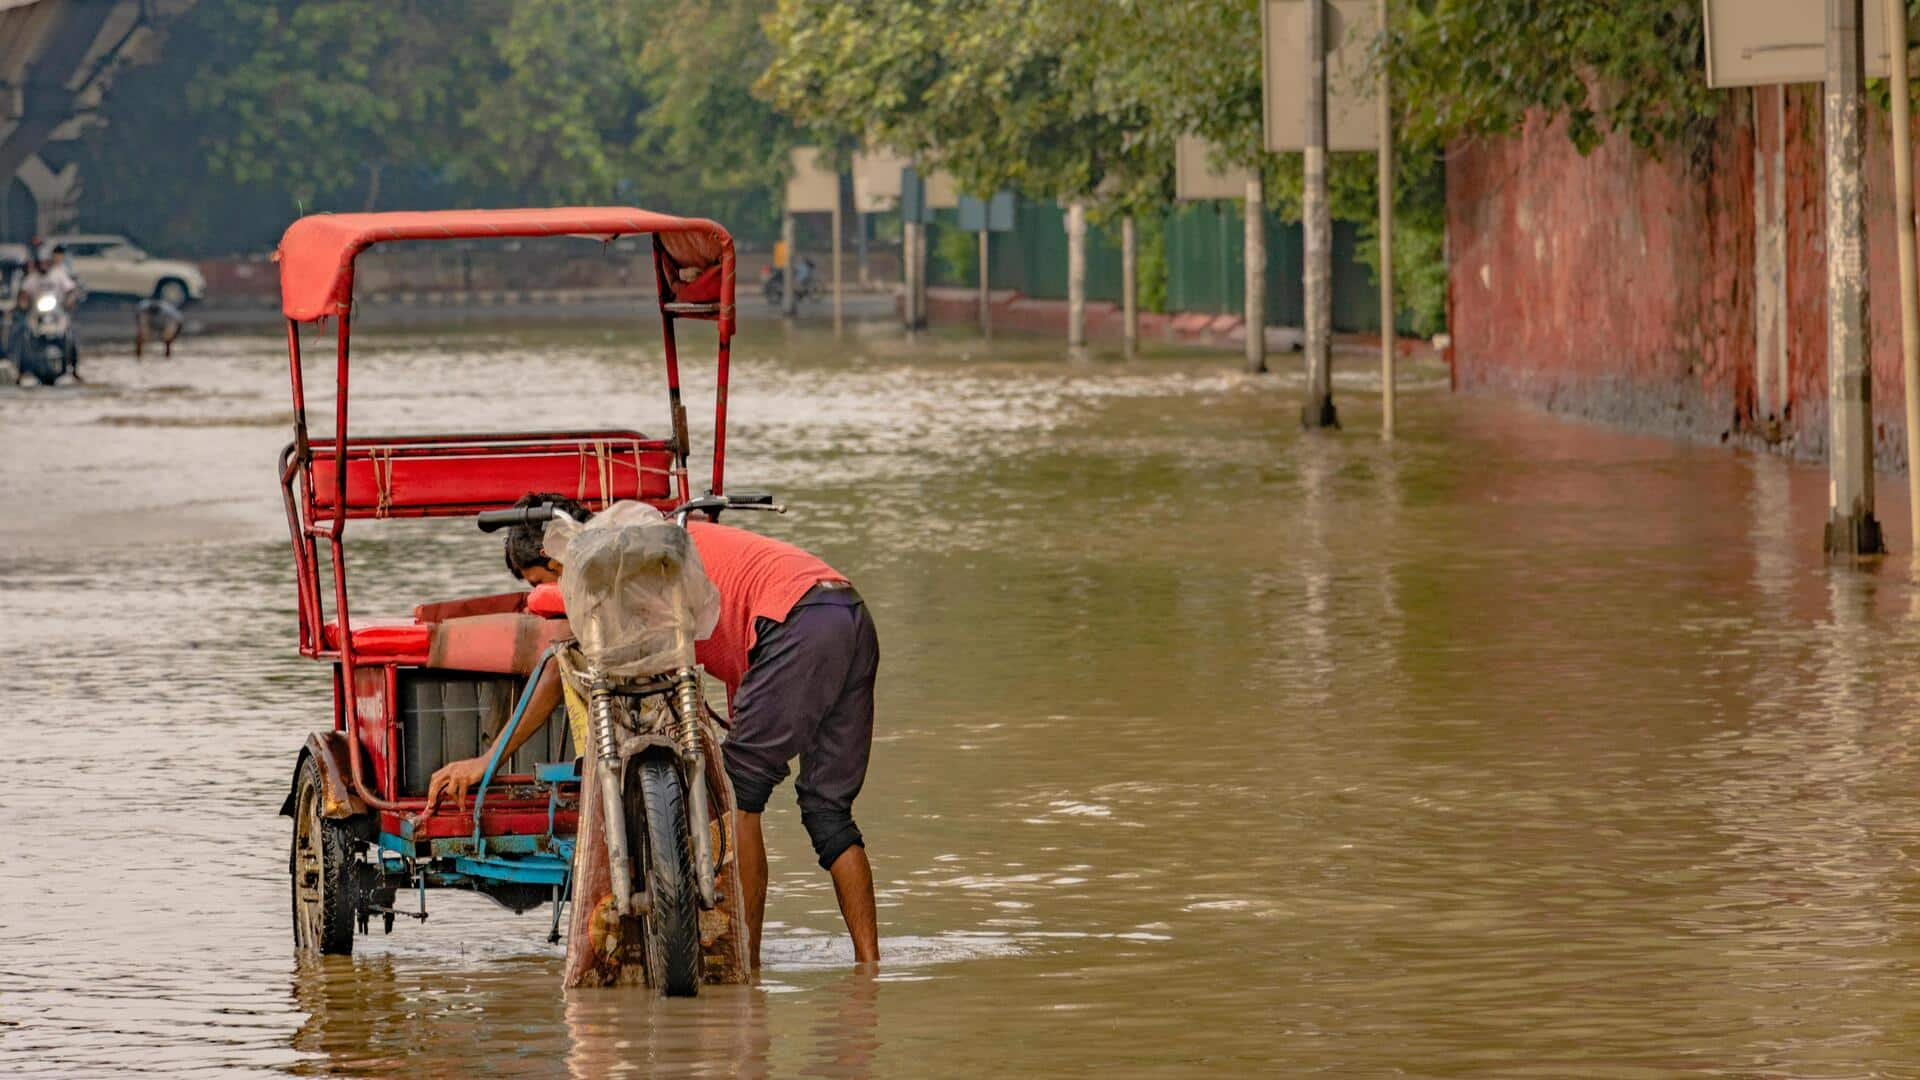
543,502,719,677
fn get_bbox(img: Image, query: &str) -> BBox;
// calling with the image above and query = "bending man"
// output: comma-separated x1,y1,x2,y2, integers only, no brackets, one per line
427,493,880,968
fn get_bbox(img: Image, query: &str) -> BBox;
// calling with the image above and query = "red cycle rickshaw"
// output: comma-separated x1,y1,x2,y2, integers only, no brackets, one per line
274,208,758,992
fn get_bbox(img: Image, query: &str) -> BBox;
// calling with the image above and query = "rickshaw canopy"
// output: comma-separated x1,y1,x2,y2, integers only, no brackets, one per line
274,207,734,331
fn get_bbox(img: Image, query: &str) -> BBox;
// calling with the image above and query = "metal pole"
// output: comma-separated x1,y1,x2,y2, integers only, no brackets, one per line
781,212,797,318
1067,201,1087,349
832,186,844,335
1302,0,1338,427
1122,215,1139,357
858,210,869,288
1245,175,1267,374
1886,0,1920,550
1378,0,1396,438
1823,0,1885,557
978,229,991,338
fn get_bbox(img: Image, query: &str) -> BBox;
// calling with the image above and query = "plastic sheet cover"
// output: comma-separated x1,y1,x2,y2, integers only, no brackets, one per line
543,502,719,677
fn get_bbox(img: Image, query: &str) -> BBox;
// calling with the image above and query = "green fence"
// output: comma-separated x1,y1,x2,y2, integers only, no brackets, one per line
925,197,1405,334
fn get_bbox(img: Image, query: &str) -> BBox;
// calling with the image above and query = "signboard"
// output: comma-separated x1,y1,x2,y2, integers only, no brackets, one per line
784,146,839,213
852,147,910,213
899,167,931,224
924,169,960,210
957,191,1016,232
1702,0,1890,88
1260,0,1379,153
1175,135,1253,201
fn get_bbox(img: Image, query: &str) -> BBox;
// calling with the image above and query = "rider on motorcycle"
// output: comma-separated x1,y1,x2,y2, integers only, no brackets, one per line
9,250,82,383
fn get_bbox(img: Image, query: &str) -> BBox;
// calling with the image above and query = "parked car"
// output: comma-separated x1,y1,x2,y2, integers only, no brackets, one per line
47,234,205,306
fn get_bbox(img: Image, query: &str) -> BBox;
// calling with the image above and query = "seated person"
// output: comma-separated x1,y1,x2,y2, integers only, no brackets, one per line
426,493,881,968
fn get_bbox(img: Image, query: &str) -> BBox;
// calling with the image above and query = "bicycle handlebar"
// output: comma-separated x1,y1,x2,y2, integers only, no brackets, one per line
476,504,561,533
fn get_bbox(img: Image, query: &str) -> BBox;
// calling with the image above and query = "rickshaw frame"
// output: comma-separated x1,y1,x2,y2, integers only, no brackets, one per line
274,208,737,880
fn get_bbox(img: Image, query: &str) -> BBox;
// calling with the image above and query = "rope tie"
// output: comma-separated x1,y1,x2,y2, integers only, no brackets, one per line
372,447,395,517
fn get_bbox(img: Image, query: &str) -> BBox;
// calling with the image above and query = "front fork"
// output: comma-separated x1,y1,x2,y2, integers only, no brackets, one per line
589,671,641,917
590,666,720,915
671,666,720,909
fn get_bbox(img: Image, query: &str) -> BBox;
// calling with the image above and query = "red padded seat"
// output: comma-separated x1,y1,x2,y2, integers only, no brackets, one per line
322,619,432,663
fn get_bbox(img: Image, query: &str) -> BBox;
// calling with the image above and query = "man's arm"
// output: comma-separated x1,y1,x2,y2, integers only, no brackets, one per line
424,663,565,812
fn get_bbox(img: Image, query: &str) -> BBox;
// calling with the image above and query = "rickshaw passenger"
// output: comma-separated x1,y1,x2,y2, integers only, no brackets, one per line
425,494,881,969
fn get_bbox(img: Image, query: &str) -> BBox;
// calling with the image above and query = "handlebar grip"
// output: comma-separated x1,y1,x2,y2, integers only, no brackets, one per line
476,505,556,533
727,492,775,506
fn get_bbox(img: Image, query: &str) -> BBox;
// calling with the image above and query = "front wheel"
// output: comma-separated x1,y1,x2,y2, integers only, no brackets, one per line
633,754,701,995
290,754,357,956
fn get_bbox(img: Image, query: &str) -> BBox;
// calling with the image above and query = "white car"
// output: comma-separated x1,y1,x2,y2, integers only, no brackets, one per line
48,234,207,306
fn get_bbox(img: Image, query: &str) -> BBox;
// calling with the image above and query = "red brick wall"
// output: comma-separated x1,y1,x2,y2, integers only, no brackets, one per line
1448,87,1917,468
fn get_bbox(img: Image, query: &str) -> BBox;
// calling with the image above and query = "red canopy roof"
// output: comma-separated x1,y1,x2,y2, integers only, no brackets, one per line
275,207,734,323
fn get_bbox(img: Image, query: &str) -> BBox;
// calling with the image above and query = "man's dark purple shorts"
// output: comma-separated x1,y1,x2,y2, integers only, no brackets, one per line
725,584,877,869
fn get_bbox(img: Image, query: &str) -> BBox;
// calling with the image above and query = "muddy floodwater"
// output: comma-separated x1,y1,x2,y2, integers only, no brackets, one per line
11,313,1920,1076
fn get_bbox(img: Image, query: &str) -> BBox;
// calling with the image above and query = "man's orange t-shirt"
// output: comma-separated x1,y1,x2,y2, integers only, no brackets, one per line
687,521,845,695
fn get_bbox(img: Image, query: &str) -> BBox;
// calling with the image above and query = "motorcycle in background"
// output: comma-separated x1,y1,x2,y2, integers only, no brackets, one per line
8,280,81,385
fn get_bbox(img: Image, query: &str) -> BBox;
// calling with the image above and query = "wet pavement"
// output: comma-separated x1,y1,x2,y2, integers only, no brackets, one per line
7,314,1920,1076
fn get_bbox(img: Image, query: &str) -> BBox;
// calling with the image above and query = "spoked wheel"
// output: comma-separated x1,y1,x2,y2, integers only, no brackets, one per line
633,753,701,996
291,754,357,956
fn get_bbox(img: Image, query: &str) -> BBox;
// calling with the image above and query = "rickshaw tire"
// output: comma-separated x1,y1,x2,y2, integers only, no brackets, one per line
636,754,701,996
291,754,357,957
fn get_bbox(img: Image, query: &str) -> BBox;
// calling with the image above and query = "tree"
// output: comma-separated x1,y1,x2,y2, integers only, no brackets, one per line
188,0,502,212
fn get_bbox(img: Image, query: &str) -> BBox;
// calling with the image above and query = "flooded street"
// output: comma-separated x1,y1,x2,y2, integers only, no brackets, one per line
10,314,1920,1076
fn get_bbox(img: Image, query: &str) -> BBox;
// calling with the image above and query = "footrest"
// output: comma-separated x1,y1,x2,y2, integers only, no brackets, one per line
535,760,581,784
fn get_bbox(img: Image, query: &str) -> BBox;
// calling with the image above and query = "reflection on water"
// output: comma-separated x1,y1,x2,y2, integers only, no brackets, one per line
7,317,1920,1074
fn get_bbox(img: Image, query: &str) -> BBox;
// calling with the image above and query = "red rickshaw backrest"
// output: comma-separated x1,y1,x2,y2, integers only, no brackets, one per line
305,432,674,520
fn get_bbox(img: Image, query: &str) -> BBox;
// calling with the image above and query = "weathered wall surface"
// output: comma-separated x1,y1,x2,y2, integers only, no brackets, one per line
1449,87,1917,470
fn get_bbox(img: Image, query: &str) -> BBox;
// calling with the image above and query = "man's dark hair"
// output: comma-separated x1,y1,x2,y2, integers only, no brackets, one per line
504,492,593,579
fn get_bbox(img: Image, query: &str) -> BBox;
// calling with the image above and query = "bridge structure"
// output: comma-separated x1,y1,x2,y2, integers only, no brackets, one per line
1,0,195,241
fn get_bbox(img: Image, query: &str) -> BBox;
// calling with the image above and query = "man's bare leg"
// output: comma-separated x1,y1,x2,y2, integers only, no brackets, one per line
732,810,768,969
827,845,879,965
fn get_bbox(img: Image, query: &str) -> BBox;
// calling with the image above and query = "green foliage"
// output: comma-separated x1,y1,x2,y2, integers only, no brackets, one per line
71,0,795,254
935,223,978,283
1388,0,1719,160
760,0,1158,207
1137,214,1167,314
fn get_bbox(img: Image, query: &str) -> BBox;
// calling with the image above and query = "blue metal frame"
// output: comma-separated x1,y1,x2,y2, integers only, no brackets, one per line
470,644,563,857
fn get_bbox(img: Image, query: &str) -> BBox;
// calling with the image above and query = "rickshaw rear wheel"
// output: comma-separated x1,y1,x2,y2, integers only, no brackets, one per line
291,754,357,956
634,754,701,996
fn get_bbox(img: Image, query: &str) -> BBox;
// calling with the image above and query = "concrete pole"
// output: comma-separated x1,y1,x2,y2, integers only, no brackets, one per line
915,216,929,329
978,229,992,338
1753,90,1783,427
1245,175,1268,374
1378,0,1396,439
1121,215,1139,357
1302,0,1338,427
781,212,798,318
1067,201,1088,349
902,219,919,332
1823,0,1884,557
1776,86,1790,414
832,188,844,335
1885,0,1920,550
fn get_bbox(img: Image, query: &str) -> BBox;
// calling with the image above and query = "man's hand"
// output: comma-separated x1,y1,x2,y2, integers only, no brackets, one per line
425,756,489,814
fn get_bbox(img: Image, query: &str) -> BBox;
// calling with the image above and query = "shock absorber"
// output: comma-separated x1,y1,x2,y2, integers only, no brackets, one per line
592,678,621,763
589,669,639,917
673,667,718,908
